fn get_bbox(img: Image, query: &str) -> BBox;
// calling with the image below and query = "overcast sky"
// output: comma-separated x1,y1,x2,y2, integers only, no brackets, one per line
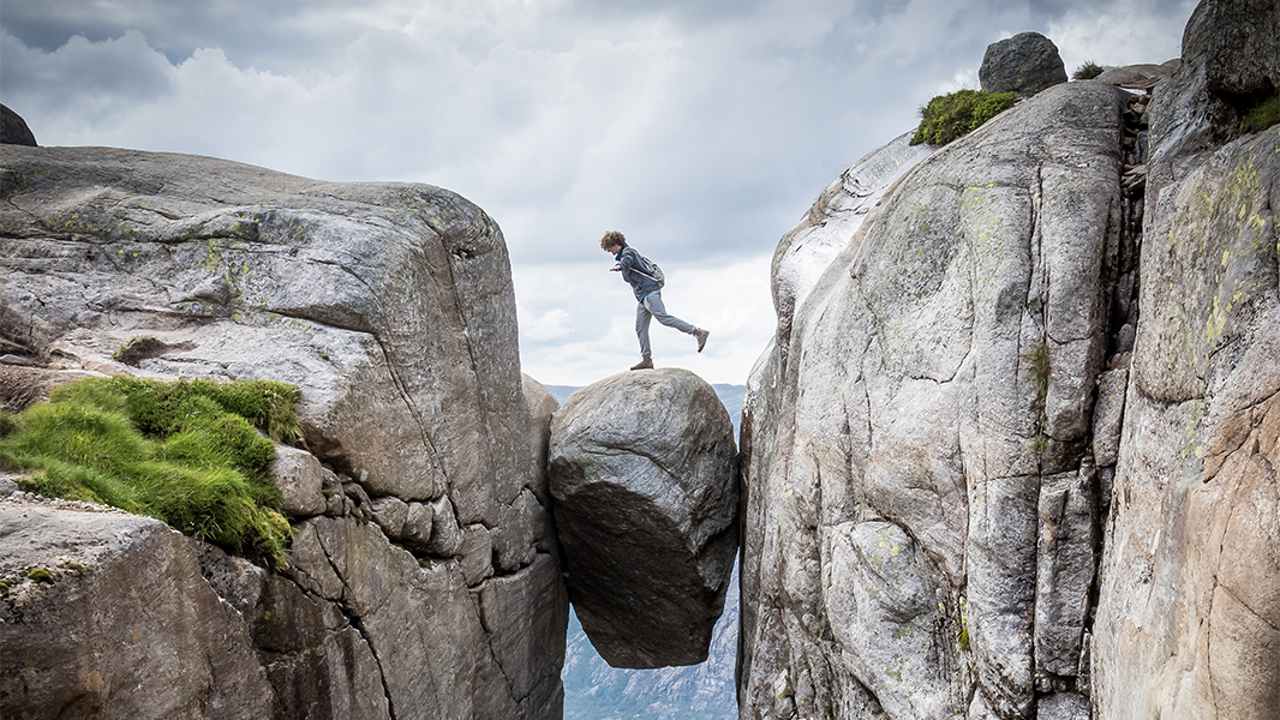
2,0,1196,385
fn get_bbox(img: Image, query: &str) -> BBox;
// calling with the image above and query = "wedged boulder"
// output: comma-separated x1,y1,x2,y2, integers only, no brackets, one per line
548,368,738,668
979,31,1067,96
269,444,331,518
0,495,275,719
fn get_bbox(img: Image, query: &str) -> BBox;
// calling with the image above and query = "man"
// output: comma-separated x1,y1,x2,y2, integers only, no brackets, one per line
601,230,709,370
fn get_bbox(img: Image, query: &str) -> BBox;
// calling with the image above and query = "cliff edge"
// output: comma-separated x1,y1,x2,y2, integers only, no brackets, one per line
0,146,567,719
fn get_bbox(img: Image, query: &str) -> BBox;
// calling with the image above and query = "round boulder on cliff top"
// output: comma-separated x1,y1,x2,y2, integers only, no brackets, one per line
548,368,739,668
979,32,1068,96
1,104,37,146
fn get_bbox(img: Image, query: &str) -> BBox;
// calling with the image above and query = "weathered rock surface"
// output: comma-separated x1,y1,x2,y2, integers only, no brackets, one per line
269,444,331,517
0,495,275,719
771,131,936,355
1095,61,1182,91
740,79,1130,718
0,146,524,512
0,104,36,147
0,147,567,718
548,369,738,668
742,4,1280,720
979,32,1067,96
1093,1,1280,717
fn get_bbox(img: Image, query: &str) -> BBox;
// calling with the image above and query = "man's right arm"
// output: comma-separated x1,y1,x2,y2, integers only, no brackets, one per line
617,247,640,273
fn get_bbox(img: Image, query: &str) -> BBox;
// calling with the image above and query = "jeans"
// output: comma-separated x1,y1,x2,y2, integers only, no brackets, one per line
636,292,696,357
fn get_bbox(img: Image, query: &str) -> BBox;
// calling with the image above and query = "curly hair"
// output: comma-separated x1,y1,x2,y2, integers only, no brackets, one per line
600,230,626,250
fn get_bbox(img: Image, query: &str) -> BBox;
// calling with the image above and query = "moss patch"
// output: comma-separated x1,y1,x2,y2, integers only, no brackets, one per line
1072,61,1104,81
27,566,55,583
1021,341,1051,399
910,90,1019,146
1240,94,1280,136
0,377,300,569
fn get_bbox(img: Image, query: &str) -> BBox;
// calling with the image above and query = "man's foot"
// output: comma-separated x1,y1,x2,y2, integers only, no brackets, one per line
631,356,654,370
695,328,710,353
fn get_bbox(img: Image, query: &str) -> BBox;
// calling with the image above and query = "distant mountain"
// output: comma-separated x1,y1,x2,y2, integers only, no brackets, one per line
543,385,581,405
545,381,745,720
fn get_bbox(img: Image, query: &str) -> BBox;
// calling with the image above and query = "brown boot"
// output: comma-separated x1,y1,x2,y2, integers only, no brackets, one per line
695,328,709,353
630,356,654,370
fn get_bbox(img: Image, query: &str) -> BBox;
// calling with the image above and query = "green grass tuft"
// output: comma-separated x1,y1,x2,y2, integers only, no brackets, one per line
1072,61,1105,80
1240,94,1280,135
910,90,1019,146
81,376,304,445
0,377,299,569
27,566,55,583
1021,341,1052,399
0,413,18,439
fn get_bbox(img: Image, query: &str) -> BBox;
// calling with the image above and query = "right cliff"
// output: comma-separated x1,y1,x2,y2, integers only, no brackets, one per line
1093,1,1280,718
738,1,1280,718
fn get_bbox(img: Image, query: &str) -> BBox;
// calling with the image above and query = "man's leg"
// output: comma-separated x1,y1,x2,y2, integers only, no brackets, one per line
636,300,654,358
641,293,697,335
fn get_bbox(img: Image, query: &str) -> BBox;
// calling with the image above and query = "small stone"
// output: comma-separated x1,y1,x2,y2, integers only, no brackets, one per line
269,445,328,517
459,524,493,586
1037,692,1090,720
426,497,463,557
403,501,434,551
0,354,39,367
369,496,409,537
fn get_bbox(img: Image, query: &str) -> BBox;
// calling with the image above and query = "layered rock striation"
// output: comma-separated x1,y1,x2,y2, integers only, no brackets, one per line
548,369,739,668
0,146,567,718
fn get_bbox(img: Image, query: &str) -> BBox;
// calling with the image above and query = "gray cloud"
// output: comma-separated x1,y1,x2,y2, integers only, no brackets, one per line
1,0,413,72
1,29,172,101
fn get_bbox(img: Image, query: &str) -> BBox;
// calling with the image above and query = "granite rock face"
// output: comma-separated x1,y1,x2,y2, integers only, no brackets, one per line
548,369,739,668
742,3,1280,719
0,147,567,718
740,79,1131,719
979,32,1068,96
0,496,275,719
1093,1,1280,718
770,131,936,357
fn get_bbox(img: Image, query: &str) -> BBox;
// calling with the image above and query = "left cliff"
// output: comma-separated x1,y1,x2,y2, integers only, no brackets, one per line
0,145,568,719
